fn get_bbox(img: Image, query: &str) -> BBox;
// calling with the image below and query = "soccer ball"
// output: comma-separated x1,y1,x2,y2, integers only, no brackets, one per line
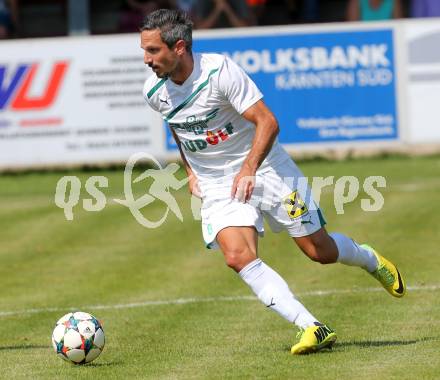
52,311,105,364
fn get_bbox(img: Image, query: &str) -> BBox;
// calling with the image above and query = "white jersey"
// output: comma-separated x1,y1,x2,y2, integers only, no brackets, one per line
143,53,290,182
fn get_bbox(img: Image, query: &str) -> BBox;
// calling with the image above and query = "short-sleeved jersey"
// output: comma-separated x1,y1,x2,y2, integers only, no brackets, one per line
143,53,289,182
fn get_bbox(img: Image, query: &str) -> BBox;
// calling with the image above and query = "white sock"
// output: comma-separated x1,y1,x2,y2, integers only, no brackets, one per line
330,232,378,272
239,258,317,329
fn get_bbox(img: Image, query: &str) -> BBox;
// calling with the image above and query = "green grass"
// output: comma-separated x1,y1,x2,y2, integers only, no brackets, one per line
0,155,439,379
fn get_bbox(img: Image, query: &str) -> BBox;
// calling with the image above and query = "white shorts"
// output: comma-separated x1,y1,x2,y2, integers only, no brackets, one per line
199,158,326,249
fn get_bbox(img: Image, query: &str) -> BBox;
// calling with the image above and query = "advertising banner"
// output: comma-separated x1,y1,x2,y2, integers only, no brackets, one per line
0,35,163,168
1,24,406,168
190,29,398,147
406,20,440,142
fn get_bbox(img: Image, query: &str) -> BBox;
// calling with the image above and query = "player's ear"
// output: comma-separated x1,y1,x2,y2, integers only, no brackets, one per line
174,40,187,56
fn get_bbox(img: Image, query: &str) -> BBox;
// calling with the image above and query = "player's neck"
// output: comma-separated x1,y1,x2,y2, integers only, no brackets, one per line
170,53,194,86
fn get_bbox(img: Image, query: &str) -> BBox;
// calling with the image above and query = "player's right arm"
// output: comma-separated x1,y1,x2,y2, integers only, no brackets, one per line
168,126,201,198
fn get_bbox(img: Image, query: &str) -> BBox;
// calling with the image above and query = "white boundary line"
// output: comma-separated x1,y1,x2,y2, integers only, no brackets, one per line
0,284,438,318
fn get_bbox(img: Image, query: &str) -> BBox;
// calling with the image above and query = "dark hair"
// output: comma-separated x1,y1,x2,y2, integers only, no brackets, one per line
140,9,193,52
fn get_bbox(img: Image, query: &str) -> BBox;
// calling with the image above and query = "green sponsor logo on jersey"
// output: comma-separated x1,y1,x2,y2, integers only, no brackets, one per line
169,108,219,135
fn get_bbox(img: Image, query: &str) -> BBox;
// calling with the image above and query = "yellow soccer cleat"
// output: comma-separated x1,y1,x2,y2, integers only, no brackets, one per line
291,323,337,355
362,244,406,298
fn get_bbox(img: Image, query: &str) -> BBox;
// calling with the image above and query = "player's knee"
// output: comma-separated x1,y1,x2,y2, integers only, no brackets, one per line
223,247,256,272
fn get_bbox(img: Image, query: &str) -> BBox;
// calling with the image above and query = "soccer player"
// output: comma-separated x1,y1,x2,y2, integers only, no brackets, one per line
140,9,406,354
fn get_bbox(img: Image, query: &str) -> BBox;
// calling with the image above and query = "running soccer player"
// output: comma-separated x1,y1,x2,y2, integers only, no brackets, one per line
140,9,406,354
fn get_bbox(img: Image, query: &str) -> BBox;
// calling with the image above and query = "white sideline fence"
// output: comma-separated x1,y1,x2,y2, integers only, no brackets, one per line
0,18,440,169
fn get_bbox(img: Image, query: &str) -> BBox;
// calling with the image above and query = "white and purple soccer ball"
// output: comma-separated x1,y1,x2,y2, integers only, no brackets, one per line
52,311,105,364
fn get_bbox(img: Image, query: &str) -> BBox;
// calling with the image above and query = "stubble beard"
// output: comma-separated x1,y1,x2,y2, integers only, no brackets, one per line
161,59,181,80
155,71,169,79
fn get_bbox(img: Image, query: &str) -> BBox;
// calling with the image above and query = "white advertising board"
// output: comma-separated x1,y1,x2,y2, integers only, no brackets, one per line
1,19,440,169
406,19,440,143
0,34,163,169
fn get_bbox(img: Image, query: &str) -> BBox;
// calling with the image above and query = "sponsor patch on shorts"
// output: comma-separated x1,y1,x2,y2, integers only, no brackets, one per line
283,190,309,219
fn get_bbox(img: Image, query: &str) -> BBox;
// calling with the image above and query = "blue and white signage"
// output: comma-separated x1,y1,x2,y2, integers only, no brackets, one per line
167,28,398,149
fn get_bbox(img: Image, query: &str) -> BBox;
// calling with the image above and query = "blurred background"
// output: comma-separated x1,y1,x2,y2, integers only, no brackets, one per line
1,0,440,170
2,0,438,40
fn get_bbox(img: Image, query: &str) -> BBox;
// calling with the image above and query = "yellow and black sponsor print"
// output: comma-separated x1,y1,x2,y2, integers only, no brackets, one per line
283,190,309,219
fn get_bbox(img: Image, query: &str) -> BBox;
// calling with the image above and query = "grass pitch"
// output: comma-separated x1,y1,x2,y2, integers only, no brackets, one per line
0,155,439,379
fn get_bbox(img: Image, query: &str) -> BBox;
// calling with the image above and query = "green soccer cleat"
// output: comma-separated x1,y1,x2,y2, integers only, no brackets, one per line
362,244,406,298
291,322,337,355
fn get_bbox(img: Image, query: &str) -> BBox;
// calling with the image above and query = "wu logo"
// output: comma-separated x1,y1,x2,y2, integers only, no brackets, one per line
0,61,69,111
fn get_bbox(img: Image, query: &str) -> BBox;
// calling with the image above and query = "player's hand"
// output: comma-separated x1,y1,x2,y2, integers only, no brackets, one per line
188,174,202,198
231,164,256,203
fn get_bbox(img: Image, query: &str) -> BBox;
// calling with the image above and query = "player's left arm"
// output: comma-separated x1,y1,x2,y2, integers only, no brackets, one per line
231,99,279,202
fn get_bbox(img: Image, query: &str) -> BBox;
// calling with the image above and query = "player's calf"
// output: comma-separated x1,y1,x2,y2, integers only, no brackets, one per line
294,229,339,264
